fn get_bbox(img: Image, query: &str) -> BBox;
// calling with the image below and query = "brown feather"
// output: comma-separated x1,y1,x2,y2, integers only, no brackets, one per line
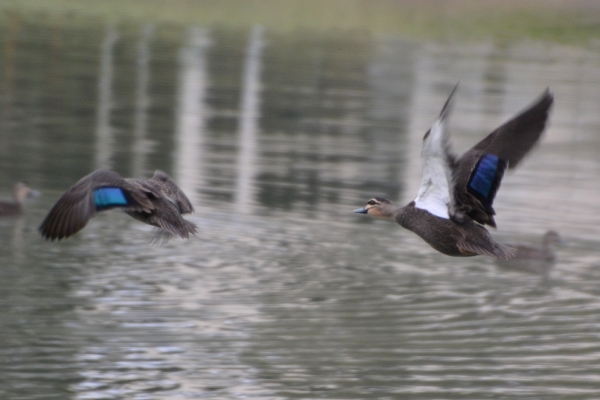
452,89,553,227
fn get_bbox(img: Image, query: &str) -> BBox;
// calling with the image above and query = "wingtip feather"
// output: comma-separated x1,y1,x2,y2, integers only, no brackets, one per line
439,83,459,120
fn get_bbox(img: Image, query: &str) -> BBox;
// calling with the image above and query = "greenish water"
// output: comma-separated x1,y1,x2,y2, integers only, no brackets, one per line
1,10,600,400
2,0,600,43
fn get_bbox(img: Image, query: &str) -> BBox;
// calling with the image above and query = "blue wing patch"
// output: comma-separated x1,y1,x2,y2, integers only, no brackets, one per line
94,187,128,209
467,154,507,210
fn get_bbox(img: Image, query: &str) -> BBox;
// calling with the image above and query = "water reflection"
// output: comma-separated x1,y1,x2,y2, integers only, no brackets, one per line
234,25,264,214
174,27,211,206
1,12,600,400
95,23,119,170
131,24,154,178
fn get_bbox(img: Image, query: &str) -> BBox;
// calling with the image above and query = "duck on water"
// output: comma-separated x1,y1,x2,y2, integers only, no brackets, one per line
0,182,40,217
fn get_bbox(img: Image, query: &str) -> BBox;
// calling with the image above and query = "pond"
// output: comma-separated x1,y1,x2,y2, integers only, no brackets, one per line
1,9,600,400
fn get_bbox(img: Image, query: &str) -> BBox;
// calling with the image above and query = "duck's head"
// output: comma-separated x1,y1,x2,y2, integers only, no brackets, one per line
14,182,40,202
353,197,396,219
544,230,564,247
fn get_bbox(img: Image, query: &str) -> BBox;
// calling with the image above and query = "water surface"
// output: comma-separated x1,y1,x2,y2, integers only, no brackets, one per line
1,14,600,400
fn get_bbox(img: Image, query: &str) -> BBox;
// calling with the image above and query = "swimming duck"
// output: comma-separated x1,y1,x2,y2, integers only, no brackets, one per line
39,169,197,241
354,86,554,259
496,230,563,272
0,182,40,216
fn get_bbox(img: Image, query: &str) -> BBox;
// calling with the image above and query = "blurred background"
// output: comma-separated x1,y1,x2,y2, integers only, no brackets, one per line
1,1,600,399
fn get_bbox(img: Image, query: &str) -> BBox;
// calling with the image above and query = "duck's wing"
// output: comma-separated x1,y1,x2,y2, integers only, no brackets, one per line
452,89,554,227
39,169,154,240
150,170,194,214
413,85,458,220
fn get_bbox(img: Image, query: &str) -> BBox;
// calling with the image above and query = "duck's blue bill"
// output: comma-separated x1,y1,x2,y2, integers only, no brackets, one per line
353,207,368,214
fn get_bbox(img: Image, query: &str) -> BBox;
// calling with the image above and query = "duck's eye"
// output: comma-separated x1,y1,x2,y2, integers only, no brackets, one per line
367,200,376,206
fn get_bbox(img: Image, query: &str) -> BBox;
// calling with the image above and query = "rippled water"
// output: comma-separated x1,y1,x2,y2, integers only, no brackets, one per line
1,12,600,400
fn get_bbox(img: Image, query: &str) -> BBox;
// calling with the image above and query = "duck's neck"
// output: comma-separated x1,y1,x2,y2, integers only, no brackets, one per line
377,202,404,220
394,201,417,228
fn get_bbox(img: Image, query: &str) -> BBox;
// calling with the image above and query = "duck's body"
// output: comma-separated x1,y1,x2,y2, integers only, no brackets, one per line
496,231,562,272
0,183,39,217
39,169,196,241
396,201,513,258
355,86,554,259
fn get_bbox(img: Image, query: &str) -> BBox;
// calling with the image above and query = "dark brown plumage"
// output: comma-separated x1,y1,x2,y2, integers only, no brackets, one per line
396,201,515,259
39,169,196,241
354,87,554,259
452,89,554,227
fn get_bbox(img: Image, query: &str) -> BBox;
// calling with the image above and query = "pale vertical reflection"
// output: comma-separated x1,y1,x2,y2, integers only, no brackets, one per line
235,26,265,214
174,28,211,207
404,44,493,203
404,47,436,205
131,24,154,178
95,24,118,170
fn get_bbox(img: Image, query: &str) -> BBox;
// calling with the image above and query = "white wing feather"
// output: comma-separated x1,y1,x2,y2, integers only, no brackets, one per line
414,88,457,219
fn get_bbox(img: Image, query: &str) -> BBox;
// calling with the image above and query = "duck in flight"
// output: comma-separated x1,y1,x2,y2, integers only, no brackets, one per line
39,169,197,241
354,86,554,259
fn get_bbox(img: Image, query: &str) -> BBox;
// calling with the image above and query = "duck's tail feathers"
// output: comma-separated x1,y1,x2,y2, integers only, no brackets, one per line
156,218,198,240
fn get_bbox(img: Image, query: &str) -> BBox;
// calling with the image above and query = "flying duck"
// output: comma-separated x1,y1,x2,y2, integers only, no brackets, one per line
354,86,554,259
39,169,196,241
